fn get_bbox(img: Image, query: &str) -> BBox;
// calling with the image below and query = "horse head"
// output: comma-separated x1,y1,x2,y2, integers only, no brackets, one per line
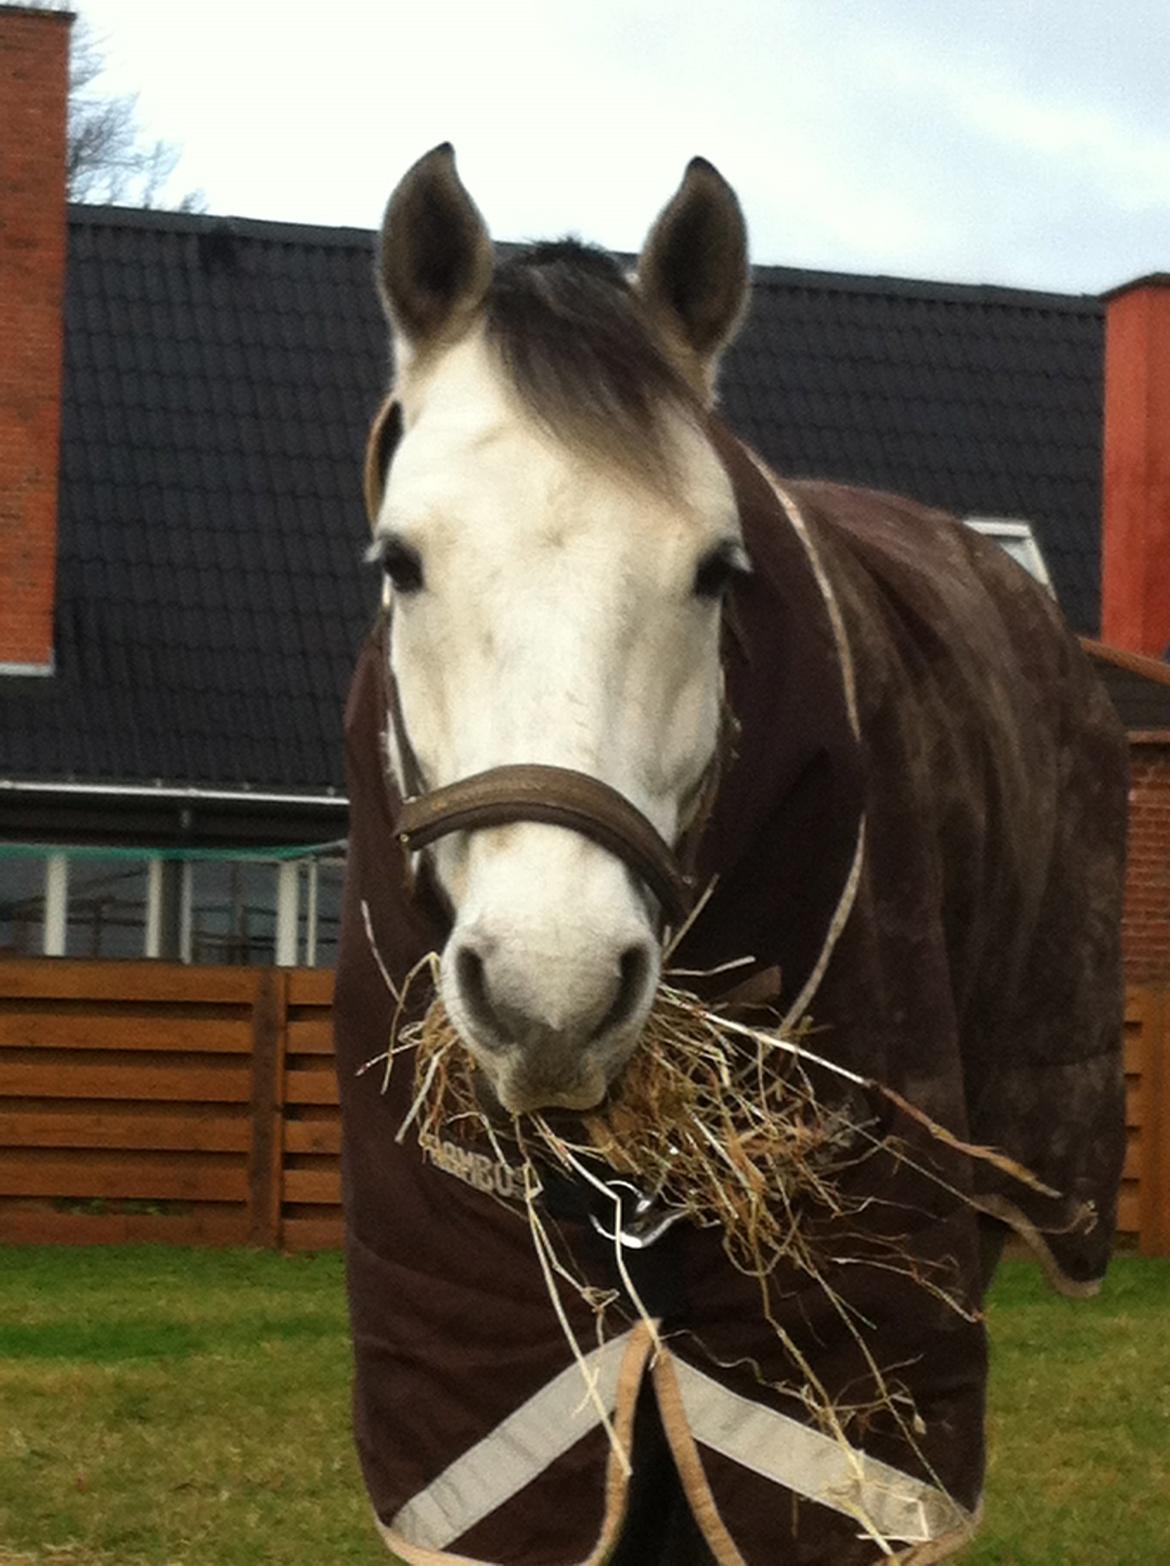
366,146,750,1114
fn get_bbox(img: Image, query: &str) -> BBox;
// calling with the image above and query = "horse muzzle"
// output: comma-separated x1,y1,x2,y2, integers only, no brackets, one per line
389,740,701,1113
442,918,659,1113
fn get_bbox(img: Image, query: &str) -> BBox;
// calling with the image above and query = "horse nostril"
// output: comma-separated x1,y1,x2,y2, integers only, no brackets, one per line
591,943,652,1042
454,942,504,1049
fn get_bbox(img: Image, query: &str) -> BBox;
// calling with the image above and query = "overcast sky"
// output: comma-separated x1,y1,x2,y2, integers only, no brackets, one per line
75,0,1170,295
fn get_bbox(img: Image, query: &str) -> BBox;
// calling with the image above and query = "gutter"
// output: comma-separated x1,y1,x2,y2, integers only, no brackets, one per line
0,779,348,809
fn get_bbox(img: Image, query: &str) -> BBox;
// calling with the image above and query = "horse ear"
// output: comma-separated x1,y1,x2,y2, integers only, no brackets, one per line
377,143,493,353
636,157,749,391
364,398,403,523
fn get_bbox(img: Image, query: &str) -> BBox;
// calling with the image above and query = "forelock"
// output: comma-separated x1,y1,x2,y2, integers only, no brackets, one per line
483,240,703,489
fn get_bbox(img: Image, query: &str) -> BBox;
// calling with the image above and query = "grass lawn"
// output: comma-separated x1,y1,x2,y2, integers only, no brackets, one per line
0,1247,1167,1564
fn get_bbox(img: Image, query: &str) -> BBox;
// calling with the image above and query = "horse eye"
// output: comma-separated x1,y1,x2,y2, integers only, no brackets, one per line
693,545,741,601
381,538,425,595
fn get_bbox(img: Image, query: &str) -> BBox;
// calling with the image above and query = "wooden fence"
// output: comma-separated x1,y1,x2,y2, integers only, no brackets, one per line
1124,985,1169,1254
0,960,339,1251
0,960,1167,1255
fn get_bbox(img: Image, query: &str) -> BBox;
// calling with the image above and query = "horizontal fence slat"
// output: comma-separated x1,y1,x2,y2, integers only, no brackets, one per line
0,1208,251,1246
0,1012,253,1054
0,1110,249,1153
284,1070,339,1106
0,959,259,1005
286,1018,335,1055
282,1168,341,1205
1125,991,1149,1024
282,1214,344,1251
1118,1187,1140,1234
0,1151,248,1202
1125,1081,1142,1128
0,1063,250,1103
286,971,336,1006
284,1119,341,1155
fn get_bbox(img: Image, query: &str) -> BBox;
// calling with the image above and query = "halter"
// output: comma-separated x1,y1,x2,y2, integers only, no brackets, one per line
365,397,732,931
398,764,695,925
381,630,720,927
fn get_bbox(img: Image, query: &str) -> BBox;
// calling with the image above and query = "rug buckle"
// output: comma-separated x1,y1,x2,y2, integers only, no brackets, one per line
588,1179,687,1250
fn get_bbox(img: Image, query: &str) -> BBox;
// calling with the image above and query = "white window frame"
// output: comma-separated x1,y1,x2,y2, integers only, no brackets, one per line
276,860,299,967
964,516,1054,594
145,857,164,958
179,860,194,963
2,846,347,967
44,853,68,956
305,856,320,967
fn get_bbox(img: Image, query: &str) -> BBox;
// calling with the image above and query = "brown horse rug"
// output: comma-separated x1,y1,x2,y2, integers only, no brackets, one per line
333,421,1127,1566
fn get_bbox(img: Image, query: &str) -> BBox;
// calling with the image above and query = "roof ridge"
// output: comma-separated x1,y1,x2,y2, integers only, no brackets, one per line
67,202,379,252
67,206,1102,311
749,261,1102,313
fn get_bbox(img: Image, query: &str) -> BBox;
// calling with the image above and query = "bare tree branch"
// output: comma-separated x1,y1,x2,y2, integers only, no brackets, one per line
53,10,204,210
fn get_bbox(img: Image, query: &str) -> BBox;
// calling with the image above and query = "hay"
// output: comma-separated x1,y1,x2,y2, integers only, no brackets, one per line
366,954,1057,1296
361,957,992,1478
354,912,1071,1544
394,978,872,1281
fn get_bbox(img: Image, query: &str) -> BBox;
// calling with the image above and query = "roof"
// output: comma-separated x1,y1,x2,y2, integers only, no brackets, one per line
0,203,1114,797
2,206,386,796
725,264,1104,636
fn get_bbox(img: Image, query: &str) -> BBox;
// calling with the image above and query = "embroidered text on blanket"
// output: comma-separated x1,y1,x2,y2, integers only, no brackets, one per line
420,1134,524,1202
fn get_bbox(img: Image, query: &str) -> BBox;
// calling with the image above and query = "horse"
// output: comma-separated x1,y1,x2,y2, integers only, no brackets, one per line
332,146,1128,1565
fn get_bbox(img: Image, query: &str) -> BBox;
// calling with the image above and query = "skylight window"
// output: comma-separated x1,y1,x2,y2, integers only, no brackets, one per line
964,517,1054,594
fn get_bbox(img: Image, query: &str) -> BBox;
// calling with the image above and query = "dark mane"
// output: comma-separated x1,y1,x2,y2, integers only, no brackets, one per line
483,239,702,487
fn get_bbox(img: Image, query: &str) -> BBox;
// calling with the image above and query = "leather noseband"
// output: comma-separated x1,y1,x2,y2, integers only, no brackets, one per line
397,764,694,926
379,618,704,927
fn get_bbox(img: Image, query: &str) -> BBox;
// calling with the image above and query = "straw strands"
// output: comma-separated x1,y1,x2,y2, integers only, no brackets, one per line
356,913,1066,1528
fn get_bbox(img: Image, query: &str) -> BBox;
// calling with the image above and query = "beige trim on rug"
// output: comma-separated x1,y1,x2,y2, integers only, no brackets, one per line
974,1192,1104,1300
377,1325,656,1566
652,1352,749,1566
584,1323,657,1565
744,459,867,1034
659,1353,972,1550
778,814,866,1035
754,461,861,742
378,1327,641,1561
376,1529,483,1566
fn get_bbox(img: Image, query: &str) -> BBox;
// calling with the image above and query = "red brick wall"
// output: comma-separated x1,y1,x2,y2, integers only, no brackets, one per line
0,5,71,671
1125,740,1170,983
1103,279,1170,661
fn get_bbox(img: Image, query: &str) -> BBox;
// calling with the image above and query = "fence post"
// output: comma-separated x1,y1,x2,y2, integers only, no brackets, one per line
248,968,288,1248
1139,986,1170,1257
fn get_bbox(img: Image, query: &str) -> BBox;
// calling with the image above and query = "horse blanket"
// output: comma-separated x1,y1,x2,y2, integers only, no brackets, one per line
333,422,1127,1565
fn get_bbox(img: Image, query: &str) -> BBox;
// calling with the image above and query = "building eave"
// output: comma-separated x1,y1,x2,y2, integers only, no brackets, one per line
0,779,348,809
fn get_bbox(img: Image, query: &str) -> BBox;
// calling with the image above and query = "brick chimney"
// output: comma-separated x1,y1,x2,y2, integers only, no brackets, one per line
0,4,71,674
1102,275,1170,661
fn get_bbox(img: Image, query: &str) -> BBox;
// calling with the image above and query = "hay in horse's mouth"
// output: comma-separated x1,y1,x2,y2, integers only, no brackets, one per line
366,954,1054,1299
357,922,1068,1527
